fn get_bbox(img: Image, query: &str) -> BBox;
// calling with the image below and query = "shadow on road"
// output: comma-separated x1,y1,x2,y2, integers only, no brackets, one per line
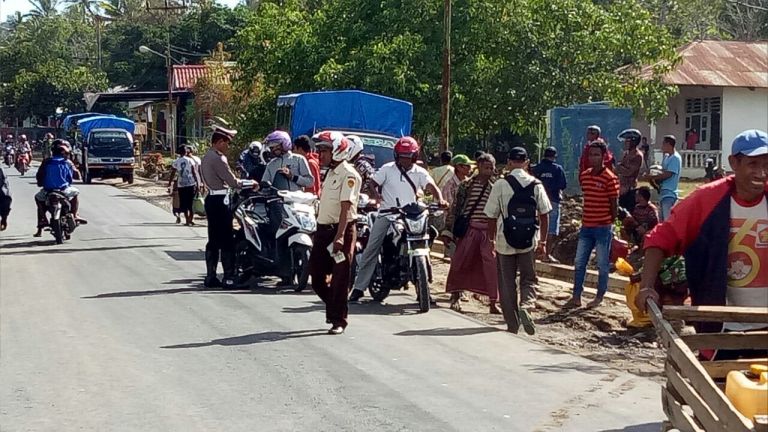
597,423,664,432
0,243,167,256
165,250,205,261
282,302,325,314
0,239,55,249
521,361,615,376
395,327,499,337
82,287,205,299
349,300,421,316
161,329,327,349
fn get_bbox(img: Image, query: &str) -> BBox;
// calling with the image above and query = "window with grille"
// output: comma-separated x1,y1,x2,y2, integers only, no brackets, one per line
685,97,721,114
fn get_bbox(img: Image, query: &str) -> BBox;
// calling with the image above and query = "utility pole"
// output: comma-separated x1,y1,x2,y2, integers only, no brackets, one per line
166,27,175,155
439,0,451,152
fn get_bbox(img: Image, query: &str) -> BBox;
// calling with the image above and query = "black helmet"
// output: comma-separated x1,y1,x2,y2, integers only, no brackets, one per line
618,129,642,146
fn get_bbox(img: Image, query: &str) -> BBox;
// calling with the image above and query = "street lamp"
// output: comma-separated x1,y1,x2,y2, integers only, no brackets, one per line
138,44,175,155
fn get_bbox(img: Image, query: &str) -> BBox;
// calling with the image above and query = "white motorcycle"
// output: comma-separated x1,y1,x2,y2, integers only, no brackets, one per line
233,182,317,291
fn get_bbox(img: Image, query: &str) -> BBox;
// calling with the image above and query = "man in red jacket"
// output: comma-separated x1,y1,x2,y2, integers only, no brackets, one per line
294,135,321,195
637,129,768,360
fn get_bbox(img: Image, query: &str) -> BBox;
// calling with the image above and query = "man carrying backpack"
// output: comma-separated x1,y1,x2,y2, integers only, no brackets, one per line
484,147,552,335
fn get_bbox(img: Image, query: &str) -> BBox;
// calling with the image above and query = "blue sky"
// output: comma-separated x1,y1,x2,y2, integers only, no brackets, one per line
2,0,240,19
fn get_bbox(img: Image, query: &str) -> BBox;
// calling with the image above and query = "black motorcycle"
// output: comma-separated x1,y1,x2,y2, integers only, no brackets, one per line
46,191,77,244
361,201,442,313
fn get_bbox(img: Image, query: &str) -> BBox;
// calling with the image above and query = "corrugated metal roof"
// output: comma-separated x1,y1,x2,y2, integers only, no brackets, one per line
172,65,232,91
639,40,767,88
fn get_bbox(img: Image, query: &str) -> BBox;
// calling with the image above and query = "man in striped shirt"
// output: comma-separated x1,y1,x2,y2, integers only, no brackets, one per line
566,139,619,309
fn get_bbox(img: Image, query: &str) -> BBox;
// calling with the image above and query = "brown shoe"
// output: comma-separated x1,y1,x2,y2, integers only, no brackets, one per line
586,296,604,309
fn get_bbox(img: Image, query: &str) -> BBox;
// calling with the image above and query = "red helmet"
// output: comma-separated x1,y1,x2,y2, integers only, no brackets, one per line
394,136,419,159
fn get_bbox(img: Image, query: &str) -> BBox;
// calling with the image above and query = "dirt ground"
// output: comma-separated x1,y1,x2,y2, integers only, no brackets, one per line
116,175,666,381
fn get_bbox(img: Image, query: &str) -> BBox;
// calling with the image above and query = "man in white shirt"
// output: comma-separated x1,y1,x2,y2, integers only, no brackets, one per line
485,147,552,335
349,137,447,302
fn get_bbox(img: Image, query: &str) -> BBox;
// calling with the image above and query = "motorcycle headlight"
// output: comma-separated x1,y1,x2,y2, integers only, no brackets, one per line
296,212,316,231
405,216,427,234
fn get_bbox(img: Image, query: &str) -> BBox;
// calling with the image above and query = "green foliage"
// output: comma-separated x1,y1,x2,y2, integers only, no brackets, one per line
234,0,680,144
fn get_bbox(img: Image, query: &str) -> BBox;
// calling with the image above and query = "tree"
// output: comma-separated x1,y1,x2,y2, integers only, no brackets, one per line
234,0,679,143
27,0,61,17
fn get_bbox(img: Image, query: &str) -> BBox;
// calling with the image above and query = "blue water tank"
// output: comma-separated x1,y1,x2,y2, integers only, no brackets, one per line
547,102,632,194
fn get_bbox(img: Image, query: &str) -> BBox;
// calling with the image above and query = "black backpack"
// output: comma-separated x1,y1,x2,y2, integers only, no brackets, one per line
502,176,539,249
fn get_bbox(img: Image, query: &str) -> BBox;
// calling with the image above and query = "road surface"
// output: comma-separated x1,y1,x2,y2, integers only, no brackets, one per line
0,167,665,431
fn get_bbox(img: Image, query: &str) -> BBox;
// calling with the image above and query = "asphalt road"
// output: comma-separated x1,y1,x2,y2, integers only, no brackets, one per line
0,166,665,432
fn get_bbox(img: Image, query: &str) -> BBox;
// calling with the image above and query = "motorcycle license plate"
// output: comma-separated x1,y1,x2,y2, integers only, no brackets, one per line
408,248,430,257
106,165,118,171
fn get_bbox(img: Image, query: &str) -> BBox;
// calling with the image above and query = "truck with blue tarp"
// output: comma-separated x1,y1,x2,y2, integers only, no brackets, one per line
77,116,136,184
276,90,413,167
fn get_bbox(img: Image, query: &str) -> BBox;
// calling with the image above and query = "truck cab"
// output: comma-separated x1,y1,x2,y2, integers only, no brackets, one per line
84,128,136,184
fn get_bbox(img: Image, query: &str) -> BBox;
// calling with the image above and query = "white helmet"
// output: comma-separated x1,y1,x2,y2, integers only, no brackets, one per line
312,131,350,162
248,141,263,153
346,135,364,161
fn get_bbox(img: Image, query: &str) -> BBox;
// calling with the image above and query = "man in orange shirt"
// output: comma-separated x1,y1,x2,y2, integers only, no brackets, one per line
566,139,620,309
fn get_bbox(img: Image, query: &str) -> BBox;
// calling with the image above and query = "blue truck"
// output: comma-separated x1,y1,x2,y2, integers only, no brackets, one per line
276,90,413,167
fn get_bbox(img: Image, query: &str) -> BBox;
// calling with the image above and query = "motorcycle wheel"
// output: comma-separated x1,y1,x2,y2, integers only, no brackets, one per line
50,218,64,244
292,244,311,292
369,261,391,302
414,255,430,313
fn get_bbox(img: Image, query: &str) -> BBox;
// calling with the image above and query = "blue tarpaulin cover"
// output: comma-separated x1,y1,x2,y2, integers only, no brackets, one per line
277,90,413,139
61,113,111,131
78,116,135,140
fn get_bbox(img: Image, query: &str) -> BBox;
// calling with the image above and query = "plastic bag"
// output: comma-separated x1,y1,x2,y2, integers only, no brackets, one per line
615,257,651,328
192,193,206,216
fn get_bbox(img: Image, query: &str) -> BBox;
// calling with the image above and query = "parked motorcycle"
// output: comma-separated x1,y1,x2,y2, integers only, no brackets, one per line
15,153,29,175
233,182,317,291
361,201,442,313
46,191,78,244
3,144,14,167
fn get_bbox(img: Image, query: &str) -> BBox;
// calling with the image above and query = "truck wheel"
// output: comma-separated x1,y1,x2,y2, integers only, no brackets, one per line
84,173,92,184
127,174,134,184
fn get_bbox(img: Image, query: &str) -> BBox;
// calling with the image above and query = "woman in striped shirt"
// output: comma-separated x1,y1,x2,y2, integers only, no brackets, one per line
441,153,500,313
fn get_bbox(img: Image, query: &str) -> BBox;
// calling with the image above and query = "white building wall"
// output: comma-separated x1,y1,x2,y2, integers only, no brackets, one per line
721,87,768,170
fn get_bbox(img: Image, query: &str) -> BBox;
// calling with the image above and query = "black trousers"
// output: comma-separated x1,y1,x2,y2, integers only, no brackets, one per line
310,224,356,328
205,195,235,278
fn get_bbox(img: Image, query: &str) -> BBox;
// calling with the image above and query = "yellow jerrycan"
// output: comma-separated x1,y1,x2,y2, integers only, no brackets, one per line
725,364,768,422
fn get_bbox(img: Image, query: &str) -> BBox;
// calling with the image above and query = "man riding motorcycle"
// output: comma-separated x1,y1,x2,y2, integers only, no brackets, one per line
34,140,86,237
3,134,15,166
238,141,267,180
346,135,375,195
348,136,447,302
261,130,314,192
15,134,32,169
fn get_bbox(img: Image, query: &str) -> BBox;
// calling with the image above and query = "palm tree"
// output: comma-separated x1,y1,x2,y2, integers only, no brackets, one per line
26,0,60,17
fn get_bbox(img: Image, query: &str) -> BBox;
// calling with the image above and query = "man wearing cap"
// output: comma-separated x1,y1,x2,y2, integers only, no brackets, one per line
485,147,552,335
533,147,567,262
441,154,473,207
637,129,768,360
644,135,682,221
200,125,252,288
579,125,615,174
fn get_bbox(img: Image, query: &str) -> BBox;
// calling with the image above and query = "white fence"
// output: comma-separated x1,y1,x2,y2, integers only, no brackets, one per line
652,150,722,179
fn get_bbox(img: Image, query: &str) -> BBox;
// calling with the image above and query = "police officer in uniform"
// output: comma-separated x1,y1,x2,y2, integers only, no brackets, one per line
200,125,250,288
309,131,361,335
